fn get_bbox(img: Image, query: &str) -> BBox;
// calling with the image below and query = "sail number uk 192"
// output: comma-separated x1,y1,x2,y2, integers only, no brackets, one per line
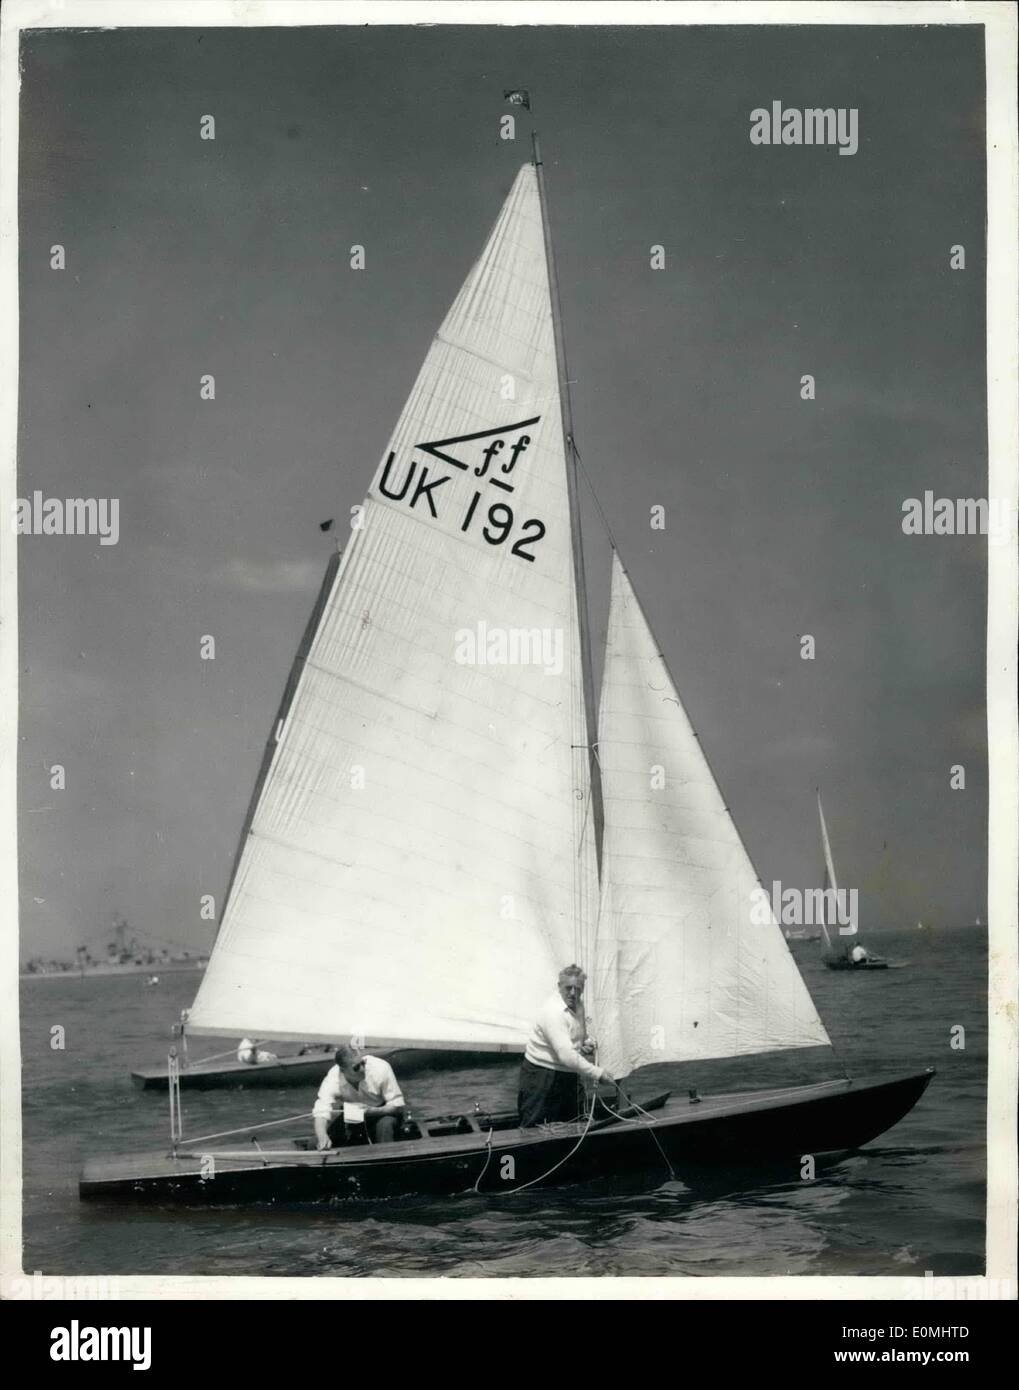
376,416,547,563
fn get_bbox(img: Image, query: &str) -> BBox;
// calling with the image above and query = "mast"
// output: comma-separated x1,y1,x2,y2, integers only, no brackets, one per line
531,131,604,877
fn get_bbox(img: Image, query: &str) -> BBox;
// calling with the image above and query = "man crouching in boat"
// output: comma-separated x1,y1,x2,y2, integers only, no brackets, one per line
518,965,616,1127
313,1044,405,1150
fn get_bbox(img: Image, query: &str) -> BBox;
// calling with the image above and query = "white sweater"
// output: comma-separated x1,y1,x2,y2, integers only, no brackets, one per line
524,993,604,1081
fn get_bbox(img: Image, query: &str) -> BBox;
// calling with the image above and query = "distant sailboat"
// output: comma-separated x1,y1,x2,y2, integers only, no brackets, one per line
818,794,888,971
82,138,931,1202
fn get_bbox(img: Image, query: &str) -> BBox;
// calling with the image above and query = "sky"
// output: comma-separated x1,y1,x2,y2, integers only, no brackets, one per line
17,21,987,960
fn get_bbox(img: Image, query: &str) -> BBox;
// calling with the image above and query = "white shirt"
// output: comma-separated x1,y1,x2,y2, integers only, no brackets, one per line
525,992,604,1081
312,1056,404,1121
850,945,868,963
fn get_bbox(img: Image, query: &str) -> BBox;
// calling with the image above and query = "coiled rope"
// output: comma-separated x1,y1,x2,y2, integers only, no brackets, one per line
472,1077,677,1195
473,1086,600,1196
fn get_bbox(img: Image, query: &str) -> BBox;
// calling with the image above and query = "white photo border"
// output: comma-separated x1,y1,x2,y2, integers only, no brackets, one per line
1,0,1015,1302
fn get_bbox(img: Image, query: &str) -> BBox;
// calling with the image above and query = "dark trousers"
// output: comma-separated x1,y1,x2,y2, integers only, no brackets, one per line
517,1059,583,1127
327,1111,401,1147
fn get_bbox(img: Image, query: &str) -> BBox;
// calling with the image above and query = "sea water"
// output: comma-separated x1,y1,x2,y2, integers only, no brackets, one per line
18,925,986,1278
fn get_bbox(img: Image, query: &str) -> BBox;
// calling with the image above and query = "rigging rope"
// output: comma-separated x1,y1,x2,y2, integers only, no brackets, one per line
178,1111,313,1148
597,1095,676,1182
186,1039,286,1067
571,437,619,552
471,1126,496,1194
473,1029,675,1194
179,1039,333,1068
474,1085,600,1196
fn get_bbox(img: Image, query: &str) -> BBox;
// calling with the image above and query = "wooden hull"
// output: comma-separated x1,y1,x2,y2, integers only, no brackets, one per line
130,1047,518,1090
81,1070,934,1203
826,958,889,971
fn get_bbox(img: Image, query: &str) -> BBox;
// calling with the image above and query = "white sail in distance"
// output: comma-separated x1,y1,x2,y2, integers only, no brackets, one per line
817,790,837,954
188,164,598,1047
592,555,831,1079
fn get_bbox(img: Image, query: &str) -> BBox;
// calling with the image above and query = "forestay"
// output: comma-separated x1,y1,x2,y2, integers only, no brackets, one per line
188,165,597,1047
591,555,831,1079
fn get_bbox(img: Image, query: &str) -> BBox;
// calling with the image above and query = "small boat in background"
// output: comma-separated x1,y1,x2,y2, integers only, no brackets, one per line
130,1042,516,1090
817,794,889,970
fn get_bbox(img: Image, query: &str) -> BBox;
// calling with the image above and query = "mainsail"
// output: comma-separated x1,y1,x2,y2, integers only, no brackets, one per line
188,164,598,1047
592,555,831,1079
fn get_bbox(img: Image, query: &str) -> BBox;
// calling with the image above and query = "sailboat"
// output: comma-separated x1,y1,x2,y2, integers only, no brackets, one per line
817,794,888,971
80,140,931,1202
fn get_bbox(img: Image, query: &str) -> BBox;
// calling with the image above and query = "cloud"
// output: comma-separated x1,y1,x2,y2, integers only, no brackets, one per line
758,733,838,764
208,556,327,594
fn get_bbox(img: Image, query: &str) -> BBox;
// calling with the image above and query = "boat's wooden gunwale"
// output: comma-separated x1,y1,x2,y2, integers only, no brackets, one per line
131,1053,333,1088
84,1072,930,1193
80,1069,936,1199
192,1075,859,1162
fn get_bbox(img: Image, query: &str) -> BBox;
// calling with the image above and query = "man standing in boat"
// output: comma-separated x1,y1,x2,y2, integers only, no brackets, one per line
518,965,616,1126
313,1043,405,1149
